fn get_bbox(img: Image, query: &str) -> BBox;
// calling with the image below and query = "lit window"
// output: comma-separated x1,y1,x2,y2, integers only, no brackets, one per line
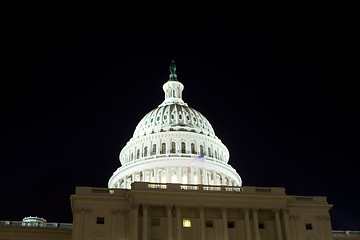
96,217,105,224
183,219,191,227
306,223,313,230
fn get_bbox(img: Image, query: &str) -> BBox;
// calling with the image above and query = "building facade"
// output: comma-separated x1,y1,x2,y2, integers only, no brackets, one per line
1,61,359,240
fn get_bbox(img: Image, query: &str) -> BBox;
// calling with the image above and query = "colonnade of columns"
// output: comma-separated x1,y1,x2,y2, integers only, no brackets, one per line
130,205,293,240
114,167,237,189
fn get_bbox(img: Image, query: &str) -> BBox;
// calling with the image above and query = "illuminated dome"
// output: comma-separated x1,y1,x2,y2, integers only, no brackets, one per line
109,61,242,188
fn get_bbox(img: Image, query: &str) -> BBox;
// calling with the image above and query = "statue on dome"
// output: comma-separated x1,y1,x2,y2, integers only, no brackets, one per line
169,60,177,80
169,60,176,74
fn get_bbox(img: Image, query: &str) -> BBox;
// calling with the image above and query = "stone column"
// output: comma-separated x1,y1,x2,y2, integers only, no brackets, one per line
166,205,173,240
202,168,207,185
110,210,118,240
166,167,171,183
155,168,159,183
282,209,291,240
177,167,182,183
221,208,229,240
198,207,206,240
190,168,194,184
252,208,260,240
176,206,181,240
244,208,252,240
142,204,148,240
133,204,139,240
273,209,283,240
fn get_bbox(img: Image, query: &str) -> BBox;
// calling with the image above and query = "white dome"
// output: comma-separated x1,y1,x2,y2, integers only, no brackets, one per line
109,61,242,189
133,104,216,139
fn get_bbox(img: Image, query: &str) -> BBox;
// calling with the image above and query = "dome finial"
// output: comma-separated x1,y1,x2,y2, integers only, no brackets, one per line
169,60,177,81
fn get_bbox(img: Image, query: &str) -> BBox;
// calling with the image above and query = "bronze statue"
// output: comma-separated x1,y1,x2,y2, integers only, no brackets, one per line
169,60,177,80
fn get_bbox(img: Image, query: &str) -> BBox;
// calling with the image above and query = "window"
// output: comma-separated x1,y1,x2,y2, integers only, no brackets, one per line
137,149,140,159
183,219,191,228
157,116,160,121
227,221,235,228
144,146,148,157
205,220,213,228
259,222,265,229
193,117,196,122
179,114,182,120
306,223,313,230
151,218,160,226
200,145,204,154
164,115,167,120
96,217,105,224
186,116,190,121
152,144,156,155
199,119,202,124
181,142,186,153
171,142,176,153
208,147,212,158
191,143,195,154
171,114,175,120
161,143,166,154
150,118,153,123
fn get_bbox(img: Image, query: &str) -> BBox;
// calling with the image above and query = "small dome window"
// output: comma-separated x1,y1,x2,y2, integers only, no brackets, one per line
145,121,147,125
193,117,196,122
164,115,167,120
186,116,190,121
171,114,175,120
179,115,182,120
199,119,202,124
157,116,160,121
150,118,153,123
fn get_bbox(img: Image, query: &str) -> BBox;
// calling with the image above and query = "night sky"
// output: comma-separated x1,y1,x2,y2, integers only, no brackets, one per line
2,11,359,231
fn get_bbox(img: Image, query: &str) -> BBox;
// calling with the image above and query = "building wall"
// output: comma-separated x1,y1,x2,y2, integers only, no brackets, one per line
0,226,71,240
70,182,335,240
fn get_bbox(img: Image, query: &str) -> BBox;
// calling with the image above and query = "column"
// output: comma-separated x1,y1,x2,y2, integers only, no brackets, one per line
198,207,206,240
142,205,148,240
190,168,194,184
176,206,181,240
214,173,219,185
221,208,229,240
202,168,207,185
252,208,260,240
177,167,182,183
110,210,118,240
155,168,160,183
244,208,252,240
133,204,139,240
166,167,171,183
289,215,299,240
166,205,173,240
282,209,291,240
273,209,283,240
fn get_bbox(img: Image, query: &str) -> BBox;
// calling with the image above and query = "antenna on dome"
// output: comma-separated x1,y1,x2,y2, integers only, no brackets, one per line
169,60,177,81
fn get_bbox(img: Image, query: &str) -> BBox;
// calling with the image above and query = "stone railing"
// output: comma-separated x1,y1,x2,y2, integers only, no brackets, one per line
0,220,72,229
75,182,286,196
288,195,328,204
333,230,360,238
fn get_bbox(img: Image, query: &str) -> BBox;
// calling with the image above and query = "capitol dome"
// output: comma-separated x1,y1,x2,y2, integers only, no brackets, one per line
109,61,242,189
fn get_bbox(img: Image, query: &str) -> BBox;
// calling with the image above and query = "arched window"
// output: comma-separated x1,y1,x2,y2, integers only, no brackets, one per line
161,142,166,154
171,142,176,153
152,144,156,155
200,145,204,154
137,149,140,159
191,143,195,154
208,147,212,158
181,142,186,153
144,146,148,157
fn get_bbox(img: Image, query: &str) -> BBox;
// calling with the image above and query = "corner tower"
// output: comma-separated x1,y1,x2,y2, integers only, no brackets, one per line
108,61,242,188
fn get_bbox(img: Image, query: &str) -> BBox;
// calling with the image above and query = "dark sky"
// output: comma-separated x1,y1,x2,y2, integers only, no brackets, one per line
2,10,359,231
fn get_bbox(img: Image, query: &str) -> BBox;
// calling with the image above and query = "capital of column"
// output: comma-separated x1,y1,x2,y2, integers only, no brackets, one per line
272,208,280,214
142,204,149,210
166,204,173,211
243,207,250,214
